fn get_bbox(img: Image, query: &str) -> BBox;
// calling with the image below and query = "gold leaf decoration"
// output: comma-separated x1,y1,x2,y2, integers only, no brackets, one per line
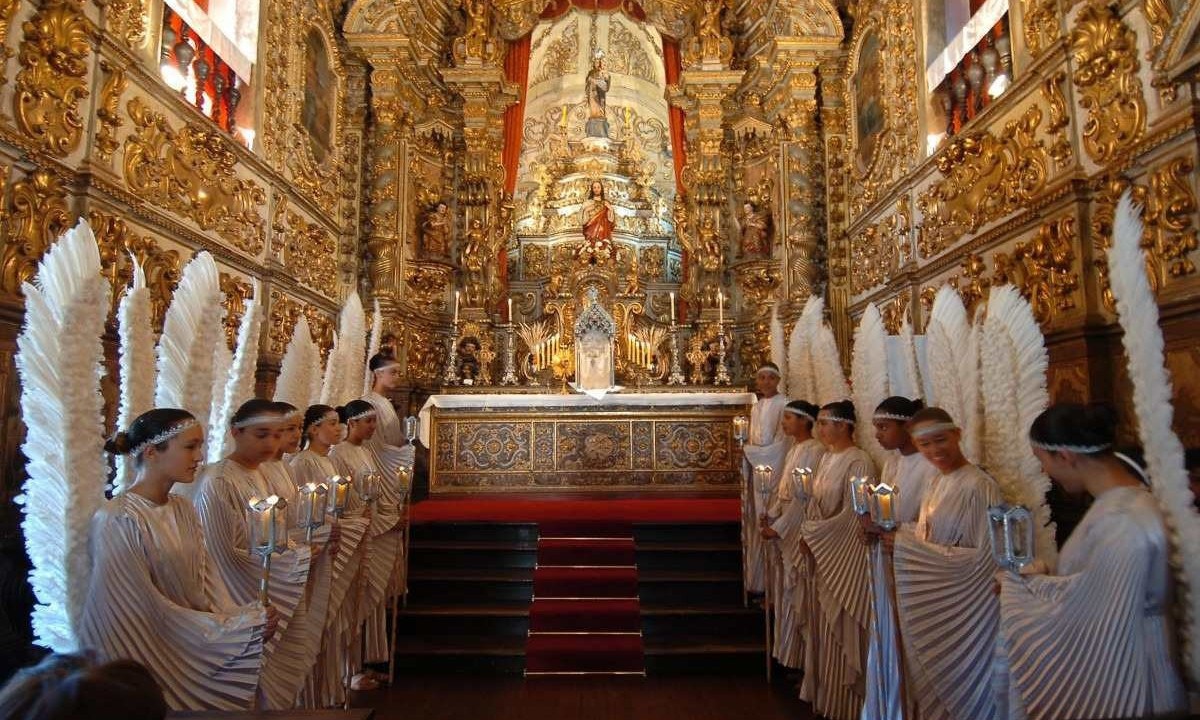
94,60,127,163
90,211,181,328
12,0,91,157
1,168,70,296
993,216,1079,325
1069,3,1146,165
284,211,339,298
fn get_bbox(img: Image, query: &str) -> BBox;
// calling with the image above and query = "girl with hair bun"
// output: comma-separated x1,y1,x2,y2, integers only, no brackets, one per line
192,399,322,709
80,408,273,711
288,405,370,707
886,406,1002,720
760,399,824,672
798,400,876,718
329,398,404,691
996,403,1186,719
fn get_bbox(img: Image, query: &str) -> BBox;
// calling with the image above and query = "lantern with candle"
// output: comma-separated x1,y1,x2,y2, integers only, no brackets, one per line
987,504,1034,570
753,465,773,514
849,476,871,515
732,415,748,445
404,416,419,444
357,468,382,506
246,494,289,605
327,475,353,518
297,482,328,543
868,482,898,531
792,467,815,503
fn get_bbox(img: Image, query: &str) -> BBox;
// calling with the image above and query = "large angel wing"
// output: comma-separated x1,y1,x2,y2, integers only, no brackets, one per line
275,315,322,410
769,303,787,396
321,291,366,406
155,252,224,436
852,303,890,468
363,297,382,395
1108,190,1200,685
979,284,1057,565
14,219,111,652
926,286,980,460
207,339,233,462
787,299,816,402
114,257,156,494
885,317,922,401
208,281,264,462
809,297,850,404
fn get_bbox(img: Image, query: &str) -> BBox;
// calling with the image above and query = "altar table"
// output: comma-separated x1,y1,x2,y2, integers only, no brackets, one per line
418,391,755,494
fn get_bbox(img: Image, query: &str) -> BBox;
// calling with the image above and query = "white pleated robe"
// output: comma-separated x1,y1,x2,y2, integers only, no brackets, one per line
765,437,826,669
742,393,789,593
862,451,938,720
288,448,371,706
192,459,317,709
800,445,875,720
998,485,1186,720
79,493,267,711
329,440,403,665
892,464,1002,720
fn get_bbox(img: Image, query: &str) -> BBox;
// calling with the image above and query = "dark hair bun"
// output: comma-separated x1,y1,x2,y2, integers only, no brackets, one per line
104,431,133,456
1029,403,1117,453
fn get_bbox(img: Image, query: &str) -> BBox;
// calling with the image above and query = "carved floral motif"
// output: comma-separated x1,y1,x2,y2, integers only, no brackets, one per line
12,0,90,157
284,211,338,297
89,211,181,328
94,61,127,164
1,169,70,296
219,273,253,349
993,216,1079,325
1069,3,1146,165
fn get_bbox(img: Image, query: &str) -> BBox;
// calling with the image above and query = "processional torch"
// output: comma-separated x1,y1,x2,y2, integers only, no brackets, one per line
298,482,329,543
988,504,1035,570
247,494,289,606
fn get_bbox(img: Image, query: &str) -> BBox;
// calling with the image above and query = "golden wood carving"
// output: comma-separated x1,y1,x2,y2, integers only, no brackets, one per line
1,169,70,296
123,97,267,255
1143,0,1172,54
1040,71,1072,169
268,289,301,355
851,223,895,295
89,211,181,328
732,260,781,311
94,61,127,164
405,261,454,310
881,293,911,335
917,105,1048,257
1069,3,1146,165
104,0,146,48
1022,0,1060,58
220,273,253,348
993,216,1079,326
0,0,21,85
13,0,90,157
531,14,577,85
406,326,444,385
284,211,338,297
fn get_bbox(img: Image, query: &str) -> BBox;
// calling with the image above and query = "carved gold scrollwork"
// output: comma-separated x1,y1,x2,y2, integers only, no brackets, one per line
123,97,267,255
851,223,897,295
1040,71,1072,169
1022,0,1060,58
89,211,181,328
0,0,20,85
993,217,1079,325
732,260,782,312
2,169,70,296
104,0,146,49
284,211,338,297
94,61,127,163
13,0,91,157
1069,3,1146,165
267,289,301,356
405,261,455,311
917,105,1049,256
1143,157,1199,279
881,294,911,335
219,273,253,348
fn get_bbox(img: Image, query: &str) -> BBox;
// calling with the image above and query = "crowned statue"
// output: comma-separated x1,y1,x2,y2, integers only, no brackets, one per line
572,288,618,397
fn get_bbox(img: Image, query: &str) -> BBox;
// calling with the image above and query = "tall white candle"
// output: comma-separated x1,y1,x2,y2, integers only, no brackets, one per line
718,290,724,325
454,290,460,324
507,297,513,322
670,292,676,322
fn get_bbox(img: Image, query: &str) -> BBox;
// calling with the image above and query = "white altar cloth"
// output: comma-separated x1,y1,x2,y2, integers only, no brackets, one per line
417,391,756,448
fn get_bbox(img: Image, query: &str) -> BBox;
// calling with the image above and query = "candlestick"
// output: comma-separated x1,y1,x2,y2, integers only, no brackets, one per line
442,321,460,386
849,476,871,515
327,475,352,518
667,322,685,385
298,482,328,543
246,494,288,606
732,415,748,445
714,327,731,385
792,467,814,502
988,504,1035,570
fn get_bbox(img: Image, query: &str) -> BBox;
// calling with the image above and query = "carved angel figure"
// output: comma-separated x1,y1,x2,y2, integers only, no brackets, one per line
421,202,450,257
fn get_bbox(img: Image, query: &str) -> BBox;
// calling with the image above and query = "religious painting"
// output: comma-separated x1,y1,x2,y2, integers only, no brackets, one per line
853,30,884,173
302,29,334,163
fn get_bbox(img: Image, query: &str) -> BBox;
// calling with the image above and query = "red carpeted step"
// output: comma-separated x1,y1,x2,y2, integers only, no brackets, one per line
525,633,645,673
529,599,641,632
533,566,638,598
537,537,636,566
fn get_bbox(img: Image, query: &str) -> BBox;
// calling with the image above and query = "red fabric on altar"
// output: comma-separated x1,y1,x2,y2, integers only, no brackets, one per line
663,38,688,322
499,34,532,320
539,0,647,21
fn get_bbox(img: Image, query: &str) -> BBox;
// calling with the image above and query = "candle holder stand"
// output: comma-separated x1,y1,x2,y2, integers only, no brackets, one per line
667,323,686,385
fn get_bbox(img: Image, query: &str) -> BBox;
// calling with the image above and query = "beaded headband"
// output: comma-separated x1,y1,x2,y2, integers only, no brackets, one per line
756,366,781,377
873,412,913,422
911,421,958,438
347,408,377,422
784,407,815,422
1029,440,1111,454
1113,451,1149,484
372,360,401,372
818,413,854,424
281,410,302,422
131,419,198,457
232,414,284,430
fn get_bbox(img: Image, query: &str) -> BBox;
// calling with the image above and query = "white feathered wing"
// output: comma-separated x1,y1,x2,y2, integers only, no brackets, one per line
926,286,980,460
1109,190,1200,685
155,252,224,437
787,299,816,402
363,297,382,395
769,304,788,396
321,292,366,407
851,303,890,468
114,257,156,494
14,219,111,652
809,297,850,404
275,316,322,410
208,281,264,462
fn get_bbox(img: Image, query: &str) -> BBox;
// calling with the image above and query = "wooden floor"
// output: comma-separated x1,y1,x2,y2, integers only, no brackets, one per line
358,674,816,720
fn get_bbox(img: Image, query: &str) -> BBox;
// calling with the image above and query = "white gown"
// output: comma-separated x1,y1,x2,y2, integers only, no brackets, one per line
800,445,875,720
79,493,266,710
998,485,1186,720
861,451,938,720
288,449,371,707
192,459,318,709
892,464,1002,720
742,393,788,593
329,440,403,666
363,390,416,485
765,437,825,668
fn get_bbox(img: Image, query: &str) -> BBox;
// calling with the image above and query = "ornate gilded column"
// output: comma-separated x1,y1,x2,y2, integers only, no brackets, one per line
360,65,408,304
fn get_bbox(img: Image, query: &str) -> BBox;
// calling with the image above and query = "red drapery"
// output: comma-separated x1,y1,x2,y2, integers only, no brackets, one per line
539,0,646,21
663,38,688,322
499,34,532,320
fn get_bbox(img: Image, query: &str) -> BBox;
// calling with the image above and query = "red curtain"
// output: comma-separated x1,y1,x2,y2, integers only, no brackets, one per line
540,0,646,21
663,38,688,322
499,34,532,320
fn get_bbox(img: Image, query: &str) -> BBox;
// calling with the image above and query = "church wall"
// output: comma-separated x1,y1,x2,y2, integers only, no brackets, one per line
832,0,1200,443
0,0,365,519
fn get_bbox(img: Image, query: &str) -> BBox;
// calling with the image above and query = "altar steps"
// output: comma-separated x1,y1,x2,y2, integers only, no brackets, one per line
394,517,763,675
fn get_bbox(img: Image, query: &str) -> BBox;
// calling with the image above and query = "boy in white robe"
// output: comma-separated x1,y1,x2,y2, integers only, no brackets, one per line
742,362,789,594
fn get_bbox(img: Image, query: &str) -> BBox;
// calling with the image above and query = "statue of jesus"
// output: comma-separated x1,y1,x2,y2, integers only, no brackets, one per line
579,180,615,265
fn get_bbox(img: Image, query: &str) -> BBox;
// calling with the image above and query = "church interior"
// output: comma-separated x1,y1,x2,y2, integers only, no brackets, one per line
0,0,1198,717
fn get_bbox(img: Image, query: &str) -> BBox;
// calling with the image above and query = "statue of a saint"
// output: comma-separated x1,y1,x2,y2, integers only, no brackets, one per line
738,201,772,257
579,180,615,265
461,219,488,305
462,0,490,60
697,216,723,272
456,336,481,385
584,54,610,138
421,202,450,257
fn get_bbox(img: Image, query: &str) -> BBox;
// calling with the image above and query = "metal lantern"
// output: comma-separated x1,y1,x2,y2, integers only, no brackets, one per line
753,465,773,513
732,416,748,444
357,469,382,505
988,504,1035,570
297,482,328,543
327,475,353,518
404,416,419,444
246,494,289,605
792,467,814,503
868,482,898,531
849,476,871,515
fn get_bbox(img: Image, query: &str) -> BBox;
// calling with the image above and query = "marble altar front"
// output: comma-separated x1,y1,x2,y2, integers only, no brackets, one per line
418,391,754,493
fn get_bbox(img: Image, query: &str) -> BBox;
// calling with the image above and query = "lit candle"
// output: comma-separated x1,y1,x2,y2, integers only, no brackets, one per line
879,493,892,522
508,297,513,323
454,290,460,324
718,290,724,325
670,292,676,322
